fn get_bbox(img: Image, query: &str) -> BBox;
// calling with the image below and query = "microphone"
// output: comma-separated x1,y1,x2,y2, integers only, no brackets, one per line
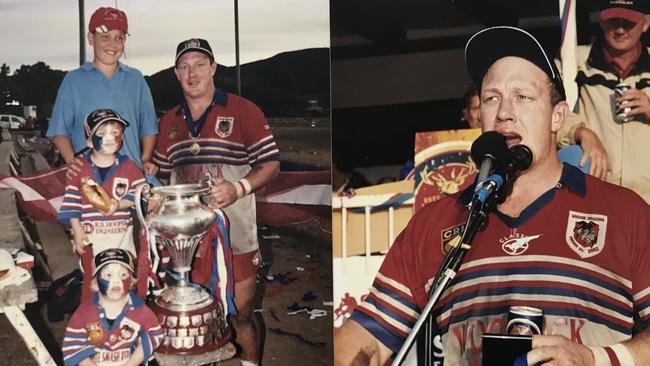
474,144,533,203
502,145,533,181
470,131,509,183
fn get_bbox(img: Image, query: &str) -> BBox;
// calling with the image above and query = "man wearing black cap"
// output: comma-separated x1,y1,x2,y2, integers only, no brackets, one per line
153,39,280,366
558,0,650,204
334,26,650,366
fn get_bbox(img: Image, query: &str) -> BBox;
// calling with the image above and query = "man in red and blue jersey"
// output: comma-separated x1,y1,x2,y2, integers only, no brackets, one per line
153,38,279,366
334,26,650,366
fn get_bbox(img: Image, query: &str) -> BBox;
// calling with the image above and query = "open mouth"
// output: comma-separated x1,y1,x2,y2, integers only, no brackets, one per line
502,133,522,147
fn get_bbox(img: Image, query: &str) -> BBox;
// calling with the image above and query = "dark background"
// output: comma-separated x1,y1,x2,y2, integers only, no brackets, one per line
330,0,650,171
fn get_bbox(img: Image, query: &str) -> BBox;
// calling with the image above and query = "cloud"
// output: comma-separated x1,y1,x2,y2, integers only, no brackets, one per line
0,0,329,75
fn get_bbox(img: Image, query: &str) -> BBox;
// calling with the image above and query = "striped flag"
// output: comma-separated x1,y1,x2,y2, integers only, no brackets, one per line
0,167,333,233
255,170,332,233
0,166,66,224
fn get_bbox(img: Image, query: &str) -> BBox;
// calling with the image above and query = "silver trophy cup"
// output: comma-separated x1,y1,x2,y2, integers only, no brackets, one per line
135,176,231,355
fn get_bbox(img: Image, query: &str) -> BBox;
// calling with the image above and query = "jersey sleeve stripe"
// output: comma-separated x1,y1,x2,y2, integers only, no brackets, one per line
371,282,420,313
376,272,414,298
633,286,650,302
636,299,650,321
366,290,419,321
350,310,407,355
359,298,415,332
248,135,276,151
63,346,95,366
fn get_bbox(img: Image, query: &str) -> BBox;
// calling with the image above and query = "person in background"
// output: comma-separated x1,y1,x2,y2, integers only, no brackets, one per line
459,86,481,129
557,0,650,199
46,7,159,184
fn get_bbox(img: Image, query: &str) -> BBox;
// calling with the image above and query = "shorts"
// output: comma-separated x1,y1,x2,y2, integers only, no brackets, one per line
233,249,262,282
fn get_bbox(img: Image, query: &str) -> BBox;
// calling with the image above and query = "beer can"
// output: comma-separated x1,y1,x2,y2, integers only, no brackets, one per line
614,83,632,123
506,306,544,336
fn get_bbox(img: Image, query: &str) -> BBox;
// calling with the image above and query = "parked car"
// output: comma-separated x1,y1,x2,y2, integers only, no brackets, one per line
0,114,26,129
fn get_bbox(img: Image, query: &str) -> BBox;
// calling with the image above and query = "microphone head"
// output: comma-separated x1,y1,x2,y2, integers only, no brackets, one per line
471,131,509,169
508,145,533,173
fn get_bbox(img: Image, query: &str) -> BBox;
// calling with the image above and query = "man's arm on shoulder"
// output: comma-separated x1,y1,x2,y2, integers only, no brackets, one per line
52,135,76,165
556,111,608,180
573,125,608,180
140,135,158,175
334,320,392,366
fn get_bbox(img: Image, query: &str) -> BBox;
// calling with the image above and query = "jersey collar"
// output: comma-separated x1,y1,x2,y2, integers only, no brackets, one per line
457,163,586,227
91,291,136,331
83,150,129,184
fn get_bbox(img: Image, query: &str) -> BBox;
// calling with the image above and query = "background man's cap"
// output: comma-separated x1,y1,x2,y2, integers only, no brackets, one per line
89,7,128,34
93,248,135,277
600,0,648,23
175,38,214,65
84,108,129,138
465,26,566,101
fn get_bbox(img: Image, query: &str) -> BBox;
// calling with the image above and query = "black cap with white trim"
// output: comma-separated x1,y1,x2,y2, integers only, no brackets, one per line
175,38,214,65
465,26,566,101
84,108,129,138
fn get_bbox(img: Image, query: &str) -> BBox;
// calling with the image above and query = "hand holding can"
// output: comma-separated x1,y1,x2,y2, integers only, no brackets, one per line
614,83,633,123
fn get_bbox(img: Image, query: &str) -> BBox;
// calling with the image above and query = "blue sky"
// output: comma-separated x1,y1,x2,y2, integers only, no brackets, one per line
0,0,330,75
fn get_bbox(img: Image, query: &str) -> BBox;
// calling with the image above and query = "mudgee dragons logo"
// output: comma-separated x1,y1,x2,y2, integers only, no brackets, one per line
572,221,599,248
565,210,607,258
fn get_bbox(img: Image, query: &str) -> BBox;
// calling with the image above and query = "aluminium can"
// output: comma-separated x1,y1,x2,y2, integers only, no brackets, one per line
614,83,633,123
506,306,544,336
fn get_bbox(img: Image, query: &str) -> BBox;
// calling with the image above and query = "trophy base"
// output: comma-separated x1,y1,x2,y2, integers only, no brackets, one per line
152,285,231,355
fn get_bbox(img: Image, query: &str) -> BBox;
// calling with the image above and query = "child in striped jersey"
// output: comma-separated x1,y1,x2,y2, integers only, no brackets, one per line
62,248,162,366
58,109,146,303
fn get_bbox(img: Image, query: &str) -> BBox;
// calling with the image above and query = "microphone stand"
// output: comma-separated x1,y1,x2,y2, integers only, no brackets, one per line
391,185,504,366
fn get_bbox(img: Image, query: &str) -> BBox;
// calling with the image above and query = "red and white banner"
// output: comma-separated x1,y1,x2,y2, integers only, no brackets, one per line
256,171,331,205
256,170,332,233
0,167,332,233
0,166,67,224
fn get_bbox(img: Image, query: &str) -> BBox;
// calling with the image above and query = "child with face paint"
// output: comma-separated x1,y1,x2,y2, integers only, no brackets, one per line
58,109,147,303
62,248,163,366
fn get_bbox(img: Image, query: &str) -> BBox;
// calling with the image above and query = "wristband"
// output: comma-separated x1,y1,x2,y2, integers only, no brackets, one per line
588,344,634,366
235,178,252,199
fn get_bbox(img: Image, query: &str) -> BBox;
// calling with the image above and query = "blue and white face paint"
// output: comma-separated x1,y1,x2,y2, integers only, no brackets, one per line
92,134,106,151
89,122,124,154
96,262,132,299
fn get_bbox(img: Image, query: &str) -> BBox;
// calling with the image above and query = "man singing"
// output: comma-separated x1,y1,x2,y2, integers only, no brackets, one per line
334,26,650,366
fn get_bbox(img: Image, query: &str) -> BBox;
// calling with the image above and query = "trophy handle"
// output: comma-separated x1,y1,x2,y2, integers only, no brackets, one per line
135,183,151,226
200,172,215,193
